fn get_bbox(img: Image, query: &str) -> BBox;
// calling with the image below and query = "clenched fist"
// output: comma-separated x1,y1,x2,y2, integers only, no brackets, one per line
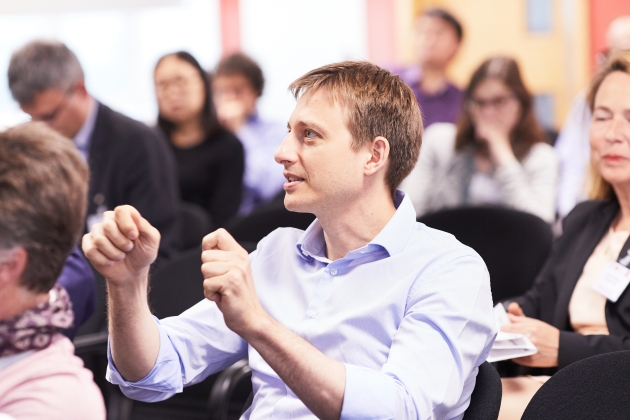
82,205,160,285
201,228,267,337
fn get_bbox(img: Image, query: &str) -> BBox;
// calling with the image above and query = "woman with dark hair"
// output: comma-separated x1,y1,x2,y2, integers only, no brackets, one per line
401,56,558,222
154,51,244,226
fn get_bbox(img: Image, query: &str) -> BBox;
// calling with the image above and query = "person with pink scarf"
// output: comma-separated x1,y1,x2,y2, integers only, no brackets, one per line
0,123,105,420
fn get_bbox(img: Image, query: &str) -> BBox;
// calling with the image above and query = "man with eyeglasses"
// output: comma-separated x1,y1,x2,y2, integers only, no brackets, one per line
8,40,180,263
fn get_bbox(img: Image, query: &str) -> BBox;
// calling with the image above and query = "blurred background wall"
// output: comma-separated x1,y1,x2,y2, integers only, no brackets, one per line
0,0,629,130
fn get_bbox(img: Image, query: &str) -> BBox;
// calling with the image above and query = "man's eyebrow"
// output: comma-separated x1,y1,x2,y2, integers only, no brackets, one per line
293,119,328,136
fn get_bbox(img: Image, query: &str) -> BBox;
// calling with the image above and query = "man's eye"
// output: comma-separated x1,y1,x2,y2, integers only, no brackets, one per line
305,129,316,138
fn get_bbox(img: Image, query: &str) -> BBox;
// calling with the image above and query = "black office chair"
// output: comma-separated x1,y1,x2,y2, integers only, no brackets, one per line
418,206,553,303
521,351,630,419
207,359,253,420
224,201,315,252
463,361,502,420
207,360,500,420
179,201,214,251
149,247,205,319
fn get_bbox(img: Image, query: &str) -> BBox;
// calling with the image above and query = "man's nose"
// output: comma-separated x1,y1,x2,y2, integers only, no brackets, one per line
274,133,297,165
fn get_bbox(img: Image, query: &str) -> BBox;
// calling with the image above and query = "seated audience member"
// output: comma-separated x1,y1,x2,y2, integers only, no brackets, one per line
498,51,630,420
83,61,496,419
212,53,287,214
401,56,558,223
555,15,630,218
396,8,464,127
154,52,244,226
57,247,96,340
0,123,105,420
8,40,180,263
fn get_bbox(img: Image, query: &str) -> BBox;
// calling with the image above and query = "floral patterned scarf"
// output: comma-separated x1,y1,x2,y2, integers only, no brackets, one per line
0,285,74,358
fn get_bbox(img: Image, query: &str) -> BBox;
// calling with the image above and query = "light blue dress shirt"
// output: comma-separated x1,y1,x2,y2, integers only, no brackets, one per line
107,191,496,419
236,113,287,214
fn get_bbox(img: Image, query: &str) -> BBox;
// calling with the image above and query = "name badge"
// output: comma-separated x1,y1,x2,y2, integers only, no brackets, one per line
592,261,630,302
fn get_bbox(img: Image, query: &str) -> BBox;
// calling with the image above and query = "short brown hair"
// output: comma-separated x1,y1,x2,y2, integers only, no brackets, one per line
0,122,88,292
586,50,630,201
215,53,265,96
455,56,546,160
289,61,423,196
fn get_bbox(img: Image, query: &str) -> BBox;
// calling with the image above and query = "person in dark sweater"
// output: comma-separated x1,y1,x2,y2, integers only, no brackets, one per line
154,52,244,227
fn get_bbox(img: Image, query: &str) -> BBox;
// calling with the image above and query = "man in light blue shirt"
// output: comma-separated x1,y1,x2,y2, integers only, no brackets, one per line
212,53,287,214
83,61,496,419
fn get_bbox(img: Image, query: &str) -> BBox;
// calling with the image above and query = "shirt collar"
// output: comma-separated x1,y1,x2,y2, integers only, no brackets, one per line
296,190,416,261
73,98,98,161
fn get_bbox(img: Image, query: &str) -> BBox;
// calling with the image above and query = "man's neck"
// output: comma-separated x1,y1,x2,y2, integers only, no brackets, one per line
419,65,449,95
317,188,396,261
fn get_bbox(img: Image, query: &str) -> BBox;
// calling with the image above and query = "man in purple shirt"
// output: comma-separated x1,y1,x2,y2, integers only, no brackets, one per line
397,8,464,127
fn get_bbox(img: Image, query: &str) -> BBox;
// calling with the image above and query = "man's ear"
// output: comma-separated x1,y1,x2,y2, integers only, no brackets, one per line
364,136,390,176
0,248,28,287
73,79,89,98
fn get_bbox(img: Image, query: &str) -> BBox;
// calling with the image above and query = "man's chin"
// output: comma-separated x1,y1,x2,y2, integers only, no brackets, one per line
283,194,311,214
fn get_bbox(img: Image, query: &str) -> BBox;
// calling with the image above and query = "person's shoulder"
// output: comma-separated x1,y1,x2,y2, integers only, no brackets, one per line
95,103,160,142
563,199,617,232
523,141,559,166
408,222,485,267
0,335,105,418
209,128,244,149
421,123,457,159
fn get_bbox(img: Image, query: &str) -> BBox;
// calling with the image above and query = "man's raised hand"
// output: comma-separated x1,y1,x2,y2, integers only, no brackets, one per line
201,229,267,337
82,205,160,286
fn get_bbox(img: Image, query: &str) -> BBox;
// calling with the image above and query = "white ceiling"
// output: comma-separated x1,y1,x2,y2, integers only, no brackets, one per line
0,0,181,14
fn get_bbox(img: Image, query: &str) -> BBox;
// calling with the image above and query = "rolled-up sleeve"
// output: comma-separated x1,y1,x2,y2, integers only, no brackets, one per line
106,300,248,402
340,255,496,420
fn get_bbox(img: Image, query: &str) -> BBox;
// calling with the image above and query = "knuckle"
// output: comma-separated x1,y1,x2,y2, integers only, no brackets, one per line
93,235,110,248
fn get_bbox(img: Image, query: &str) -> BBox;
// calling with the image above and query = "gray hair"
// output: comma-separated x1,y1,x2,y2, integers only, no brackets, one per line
8,39,84,105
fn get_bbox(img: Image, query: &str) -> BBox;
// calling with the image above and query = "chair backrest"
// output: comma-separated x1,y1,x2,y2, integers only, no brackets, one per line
521,350,630,420
463,361,502,420
149,248,205,319
207,359,252,420
223,201,315,247
418,206,552,303
179,202,214,251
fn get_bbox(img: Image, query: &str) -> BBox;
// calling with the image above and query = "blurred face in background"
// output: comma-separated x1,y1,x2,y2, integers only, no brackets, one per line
415,15,460,69
212,74,259,125
468,77,521,135
20,82,89,139
590,71,630,190
154,55,206,125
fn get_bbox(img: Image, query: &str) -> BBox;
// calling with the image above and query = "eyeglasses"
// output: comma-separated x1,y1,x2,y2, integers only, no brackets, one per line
468,94,517,111
35,89,74,123
155,76,202,94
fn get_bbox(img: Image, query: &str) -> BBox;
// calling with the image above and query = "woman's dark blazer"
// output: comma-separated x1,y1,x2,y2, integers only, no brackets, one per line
513,199,630,368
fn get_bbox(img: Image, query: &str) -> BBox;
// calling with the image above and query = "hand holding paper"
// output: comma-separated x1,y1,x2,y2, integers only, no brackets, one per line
494,303,560,367
487,303,538,363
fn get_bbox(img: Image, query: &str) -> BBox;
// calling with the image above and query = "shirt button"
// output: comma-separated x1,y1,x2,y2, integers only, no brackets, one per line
330,268,338,275
309,311,319,319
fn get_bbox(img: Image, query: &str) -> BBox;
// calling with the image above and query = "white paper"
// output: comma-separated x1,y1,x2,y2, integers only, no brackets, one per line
487,304,538,363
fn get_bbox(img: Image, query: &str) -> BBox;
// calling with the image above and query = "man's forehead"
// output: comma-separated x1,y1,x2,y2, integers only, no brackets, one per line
293,88,346,116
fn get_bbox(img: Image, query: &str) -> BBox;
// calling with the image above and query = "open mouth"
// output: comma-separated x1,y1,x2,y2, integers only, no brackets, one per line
284,173,305,189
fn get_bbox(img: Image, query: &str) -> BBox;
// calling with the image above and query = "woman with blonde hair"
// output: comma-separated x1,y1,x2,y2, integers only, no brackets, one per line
498,50,630,419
